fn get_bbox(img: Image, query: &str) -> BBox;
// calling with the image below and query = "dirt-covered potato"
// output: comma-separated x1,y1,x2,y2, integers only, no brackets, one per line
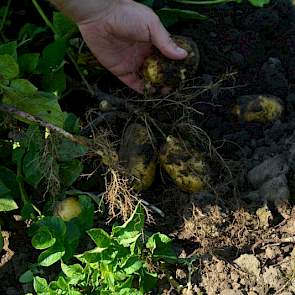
54,197,82,221
159,136,208,193
119,123,157,191
143,35,200,90
233,94,283,123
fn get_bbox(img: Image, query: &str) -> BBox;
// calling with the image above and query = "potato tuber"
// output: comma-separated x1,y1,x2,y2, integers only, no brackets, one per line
159,135,208,193
143,35,200,91
233,94,283,123
119,123,157,191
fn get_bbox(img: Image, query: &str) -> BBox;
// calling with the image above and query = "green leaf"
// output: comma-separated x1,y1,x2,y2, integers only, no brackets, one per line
68,290,83,295
146,233,177,262
2,90,66,128
157,8,207,27
0,54,19,80
61,262,85,284
121,255,143,275
0,166,20,198
49,276,68,290
118,288,143,295
22,151,43,188
0,179,10,196
0,197,18,212
56,139,88,161
64,112,80,134
41,67,66,94
33,276,50,293
32,227,56,250
38,243,65,267
59,159,82,187
0,41,17,59
19,270,34,283
75,247,105,264
38,38,67,75
87,228,112,249
112,204,144,247
22,124,44,151
53,12,78,38
18,23,46,42
63,222,81,261
10,79,38,96
18,53,40,75
70,195,94,233
117,276,133,290
21,202,35,220
39,216,67,237
139,269,157,292
248,0,270,7
0,140,12,163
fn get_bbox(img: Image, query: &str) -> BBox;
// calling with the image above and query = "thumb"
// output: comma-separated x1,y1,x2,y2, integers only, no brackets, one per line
150,17,187,60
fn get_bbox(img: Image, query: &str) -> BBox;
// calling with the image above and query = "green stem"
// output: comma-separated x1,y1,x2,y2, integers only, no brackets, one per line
0,0,12,33
67,49,95,96
31,0,57,34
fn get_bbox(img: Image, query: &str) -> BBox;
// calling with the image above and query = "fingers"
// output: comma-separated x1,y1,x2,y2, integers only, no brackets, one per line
149,16,187,60
118,72,145,94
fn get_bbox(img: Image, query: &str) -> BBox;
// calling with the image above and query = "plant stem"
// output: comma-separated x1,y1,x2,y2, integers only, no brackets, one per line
0,0,11,34
67,49,95,96
0,103,91,148
31,0,57,34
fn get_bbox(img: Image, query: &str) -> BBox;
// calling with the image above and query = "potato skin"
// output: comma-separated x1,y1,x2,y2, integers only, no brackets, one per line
119,123,157,191
143,35,200,89
55,197,82,221
233,94,283,123
159,136,208,193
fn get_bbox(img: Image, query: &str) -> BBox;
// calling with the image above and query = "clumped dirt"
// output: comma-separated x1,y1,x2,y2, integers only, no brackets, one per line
2,0,295,294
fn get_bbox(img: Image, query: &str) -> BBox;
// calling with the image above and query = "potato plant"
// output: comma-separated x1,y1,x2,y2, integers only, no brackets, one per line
26,205,177,295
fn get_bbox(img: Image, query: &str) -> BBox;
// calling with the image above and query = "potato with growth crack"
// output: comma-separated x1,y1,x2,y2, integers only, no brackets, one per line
119,123,157,191
233,94,283,123
143,35,200,91
55,197,82,221
160,136,208,193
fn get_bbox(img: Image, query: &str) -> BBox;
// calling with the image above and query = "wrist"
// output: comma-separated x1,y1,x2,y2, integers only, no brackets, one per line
49,0,121,24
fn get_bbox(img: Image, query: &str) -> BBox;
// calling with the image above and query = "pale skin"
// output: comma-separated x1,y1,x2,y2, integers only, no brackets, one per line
49,0,187,93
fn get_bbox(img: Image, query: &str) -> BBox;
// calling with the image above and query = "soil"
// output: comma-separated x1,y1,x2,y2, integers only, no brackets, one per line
2,0,295,294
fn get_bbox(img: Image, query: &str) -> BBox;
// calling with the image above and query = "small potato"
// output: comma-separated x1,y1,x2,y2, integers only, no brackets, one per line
143,35,200,90
233,94,283,123
159,136,208,193
55,197,82,221
119,123,157,191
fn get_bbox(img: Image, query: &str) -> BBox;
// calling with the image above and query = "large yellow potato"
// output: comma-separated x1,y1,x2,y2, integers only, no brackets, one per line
159,136,208,193
119,123,157,191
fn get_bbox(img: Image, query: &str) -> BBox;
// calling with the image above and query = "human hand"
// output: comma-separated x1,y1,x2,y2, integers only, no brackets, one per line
51,0,187,93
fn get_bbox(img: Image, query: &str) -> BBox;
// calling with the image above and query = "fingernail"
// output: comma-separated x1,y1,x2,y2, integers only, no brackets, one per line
176,47,187,56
